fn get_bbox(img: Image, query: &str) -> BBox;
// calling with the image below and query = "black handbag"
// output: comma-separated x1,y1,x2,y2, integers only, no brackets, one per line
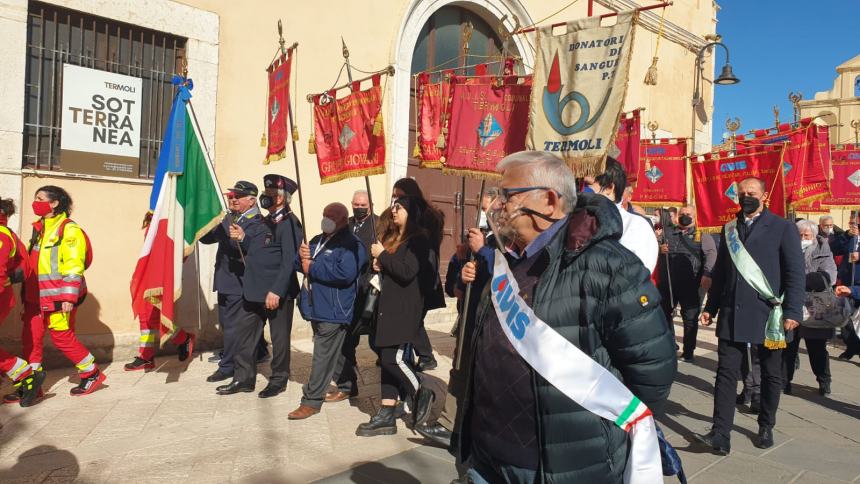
350,272,379,336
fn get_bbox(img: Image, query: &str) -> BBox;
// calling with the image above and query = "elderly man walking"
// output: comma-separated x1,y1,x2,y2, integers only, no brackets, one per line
697,177,805,454
454,151,676,484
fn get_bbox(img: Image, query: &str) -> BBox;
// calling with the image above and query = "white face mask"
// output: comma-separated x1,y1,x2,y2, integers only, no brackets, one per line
800,239,814,250
478,210,488,229
821,227,833,235
321,217,337,235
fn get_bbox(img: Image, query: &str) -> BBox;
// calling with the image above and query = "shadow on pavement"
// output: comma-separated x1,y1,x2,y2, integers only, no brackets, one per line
0,445,79,481
788,383,860,419
346,461,422,484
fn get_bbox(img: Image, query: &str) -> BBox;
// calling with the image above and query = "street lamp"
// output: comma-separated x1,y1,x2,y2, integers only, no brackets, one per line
689,41,739,202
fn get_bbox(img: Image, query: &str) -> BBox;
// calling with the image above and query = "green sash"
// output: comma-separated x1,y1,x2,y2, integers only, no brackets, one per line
725,219,787,349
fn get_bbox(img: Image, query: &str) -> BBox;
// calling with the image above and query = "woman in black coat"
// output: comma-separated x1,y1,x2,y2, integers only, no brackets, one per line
356,196,430,437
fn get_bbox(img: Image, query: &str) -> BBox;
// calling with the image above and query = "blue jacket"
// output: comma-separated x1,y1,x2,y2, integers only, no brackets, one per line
296,228,368,324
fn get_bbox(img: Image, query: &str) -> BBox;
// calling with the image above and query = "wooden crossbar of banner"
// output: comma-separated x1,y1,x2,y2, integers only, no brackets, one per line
514,1,673,35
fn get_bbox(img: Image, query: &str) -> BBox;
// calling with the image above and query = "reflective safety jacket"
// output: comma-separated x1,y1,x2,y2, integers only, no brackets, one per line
31,213,88,312
0,224,28,289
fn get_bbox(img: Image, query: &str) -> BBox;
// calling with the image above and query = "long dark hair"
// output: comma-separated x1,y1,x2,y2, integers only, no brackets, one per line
381,196,425,254
392,178,444,248
36,185,72,216
0,198,15,217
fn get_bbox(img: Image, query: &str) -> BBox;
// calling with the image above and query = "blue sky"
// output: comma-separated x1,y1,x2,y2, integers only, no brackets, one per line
712,1,859,144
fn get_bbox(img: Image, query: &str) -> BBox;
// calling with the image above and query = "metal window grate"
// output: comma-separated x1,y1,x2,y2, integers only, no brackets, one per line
23,1,187,178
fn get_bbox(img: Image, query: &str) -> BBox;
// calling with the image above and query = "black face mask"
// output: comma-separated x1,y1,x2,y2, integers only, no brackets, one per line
353,207,369,220
259,195,274,210
738,195,760,215
678,215,693,227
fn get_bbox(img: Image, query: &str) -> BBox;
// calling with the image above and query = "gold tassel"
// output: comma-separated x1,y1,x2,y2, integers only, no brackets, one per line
412,143,421,158
292,126,299,142
372,112,384,137
436,127,447,149
308,133,316,154
260,131,267,147
644,57,658,86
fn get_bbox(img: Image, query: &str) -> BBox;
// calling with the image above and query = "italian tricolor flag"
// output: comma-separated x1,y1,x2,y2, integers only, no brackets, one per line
130,79,225,329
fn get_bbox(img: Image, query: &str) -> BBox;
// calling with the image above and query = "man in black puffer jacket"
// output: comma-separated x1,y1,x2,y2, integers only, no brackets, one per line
454,151,677,484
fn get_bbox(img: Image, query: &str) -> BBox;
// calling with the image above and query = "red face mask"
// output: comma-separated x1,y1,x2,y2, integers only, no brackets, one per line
32,201,53,217
0,213,7,226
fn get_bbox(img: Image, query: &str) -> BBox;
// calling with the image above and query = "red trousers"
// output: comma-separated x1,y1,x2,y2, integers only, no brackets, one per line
22,304,97,377
0,289,31,381
138,303,188,361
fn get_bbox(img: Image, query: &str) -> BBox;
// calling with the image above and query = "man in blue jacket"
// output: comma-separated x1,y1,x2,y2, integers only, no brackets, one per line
288,203,368,420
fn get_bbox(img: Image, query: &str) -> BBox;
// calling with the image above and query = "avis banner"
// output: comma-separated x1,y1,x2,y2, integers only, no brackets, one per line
442,75,531,178
735,119,828,207
527,11,637,177
630,138,686,207
264,52,292,164
692,145,786,233
311,75,385,184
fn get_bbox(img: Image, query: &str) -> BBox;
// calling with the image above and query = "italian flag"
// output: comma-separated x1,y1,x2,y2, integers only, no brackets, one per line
130,79,225,329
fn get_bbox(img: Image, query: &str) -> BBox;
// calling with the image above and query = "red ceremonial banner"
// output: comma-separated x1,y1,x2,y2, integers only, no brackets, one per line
692,145,787,233
415,72,452,169
822,144,860,208
265,52,292,164
614,110,641,184
630,138,687,207
312,76,385,184
442,75,531,177
735,118,827,207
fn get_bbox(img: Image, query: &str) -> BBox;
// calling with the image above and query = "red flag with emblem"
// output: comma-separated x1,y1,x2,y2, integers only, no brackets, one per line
614,110,641,184
692,145,786,234
415,72,452,169
311,75,385,184
630,138,686,207
264,52,292,164
823,144,860,208
442,74,531,177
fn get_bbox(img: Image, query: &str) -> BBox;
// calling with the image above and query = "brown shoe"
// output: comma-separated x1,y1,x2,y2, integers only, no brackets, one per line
288,404,320,420
325,391,353,403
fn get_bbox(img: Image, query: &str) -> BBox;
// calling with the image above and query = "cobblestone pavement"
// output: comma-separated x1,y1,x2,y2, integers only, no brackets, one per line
0,317,858,483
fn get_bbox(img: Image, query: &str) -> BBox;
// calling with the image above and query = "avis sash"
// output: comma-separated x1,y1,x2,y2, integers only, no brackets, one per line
724,219,786,349
490,250,662,484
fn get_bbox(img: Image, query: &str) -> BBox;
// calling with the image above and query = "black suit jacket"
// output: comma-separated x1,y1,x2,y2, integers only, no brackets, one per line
704,209,805,344
200,208,267,296
243,208,304,303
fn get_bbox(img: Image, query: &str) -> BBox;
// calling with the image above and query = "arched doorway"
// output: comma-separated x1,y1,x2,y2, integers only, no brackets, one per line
391,0,533,274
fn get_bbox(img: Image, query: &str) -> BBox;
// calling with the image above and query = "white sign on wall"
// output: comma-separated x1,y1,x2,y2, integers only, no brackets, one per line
60,64,143,177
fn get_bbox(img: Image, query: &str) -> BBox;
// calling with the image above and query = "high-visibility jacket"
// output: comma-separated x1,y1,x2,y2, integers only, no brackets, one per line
0,224,28,289
31,213,88,312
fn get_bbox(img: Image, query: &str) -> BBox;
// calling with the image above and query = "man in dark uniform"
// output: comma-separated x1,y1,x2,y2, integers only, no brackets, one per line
250,174,303,398
200,181,267,385
697,177,804,454
658,205,705,362
327,190,378,402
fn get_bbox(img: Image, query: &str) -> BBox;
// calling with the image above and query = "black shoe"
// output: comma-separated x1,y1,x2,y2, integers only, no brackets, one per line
754,426,774,449
837,351,855,361
750,395,761,414
393,400,409,420
680,354,694,363
694,430,731,455
356,405,397,437
413,386,436,426
18,369,46,408
258,384,285,398
207,351,223,363
736,391,751,405
216,380,254,395
206,370,232,383
124,357,155,371
784,382,792,395
415,422,452,447
178,334,195,362
416,357,438,372
819,381,831,395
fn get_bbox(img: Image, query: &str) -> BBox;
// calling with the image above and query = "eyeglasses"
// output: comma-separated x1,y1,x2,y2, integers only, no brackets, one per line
499,186,560,202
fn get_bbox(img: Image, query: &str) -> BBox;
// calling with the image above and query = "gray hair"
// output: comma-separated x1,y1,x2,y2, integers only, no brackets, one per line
818,215,833,224
484,186,500,199
496,151,578,214
353,189,369,200
796,219,819,237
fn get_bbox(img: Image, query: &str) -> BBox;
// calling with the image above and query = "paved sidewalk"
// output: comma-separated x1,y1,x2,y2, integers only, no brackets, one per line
0,318,858,483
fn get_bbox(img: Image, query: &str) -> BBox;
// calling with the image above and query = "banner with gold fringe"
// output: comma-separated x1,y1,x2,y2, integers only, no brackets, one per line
822,144,860,209
311,75,386,184
630,138,686,207
415,71,452,169
614,109,641,184
264,51,293,164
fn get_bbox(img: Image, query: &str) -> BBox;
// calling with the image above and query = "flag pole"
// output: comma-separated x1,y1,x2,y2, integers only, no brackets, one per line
454,179,485,371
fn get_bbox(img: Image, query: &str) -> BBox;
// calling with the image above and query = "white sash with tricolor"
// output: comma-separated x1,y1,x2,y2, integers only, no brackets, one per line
490,250,662,483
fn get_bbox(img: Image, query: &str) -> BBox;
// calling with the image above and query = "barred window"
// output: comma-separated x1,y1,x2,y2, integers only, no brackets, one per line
23,1,187,178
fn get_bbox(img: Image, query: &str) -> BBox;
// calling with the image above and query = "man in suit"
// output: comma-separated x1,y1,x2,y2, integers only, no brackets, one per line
226,174,304,398
200,181,268,385
697,177,805,453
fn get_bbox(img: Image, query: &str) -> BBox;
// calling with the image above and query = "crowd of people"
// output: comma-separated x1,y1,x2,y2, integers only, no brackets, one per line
0,150,858,483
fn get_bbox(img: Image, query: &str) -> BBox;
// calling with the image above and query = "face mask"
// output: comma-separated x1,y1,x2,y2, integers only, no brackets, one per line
800,239,814,250
259,195,274,210
321,217,337,235
353,207,368,220
32,201,52,217
822,227,833,235
738,195,760,215
649,215,660,226
678,215,693,227
0,213,7,226
478,211,488,229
